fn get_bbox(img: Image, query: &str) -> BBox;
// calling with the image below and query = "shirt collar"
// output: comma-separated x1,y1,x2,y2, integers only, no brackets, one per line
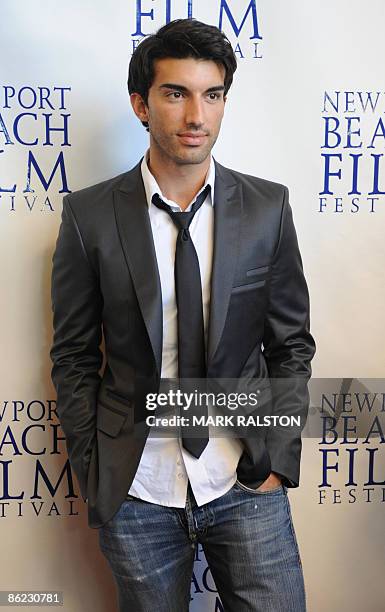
140,148,215,212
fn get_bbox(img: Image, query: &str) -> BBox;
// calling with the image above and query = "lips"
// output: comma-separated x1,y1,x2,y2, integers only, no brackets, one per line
178,133,207,146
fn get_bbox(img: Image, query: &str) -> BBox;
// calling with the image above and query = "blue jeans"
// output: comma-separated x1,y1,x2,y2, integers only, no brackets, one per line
98,481,306,612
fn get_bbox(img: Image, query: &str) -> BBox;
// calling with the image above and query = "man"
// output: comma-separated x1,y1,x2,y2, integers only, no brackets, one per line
50,18,316,612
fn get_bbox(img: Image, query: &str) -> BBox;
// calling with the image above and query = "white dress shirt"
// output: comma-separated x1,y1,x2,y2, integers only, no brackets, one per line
127,149,244,507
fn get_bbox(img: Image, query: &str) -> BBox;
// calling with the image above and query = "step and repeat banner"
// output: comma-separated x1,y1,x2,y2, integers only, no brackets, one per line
1,1,384,610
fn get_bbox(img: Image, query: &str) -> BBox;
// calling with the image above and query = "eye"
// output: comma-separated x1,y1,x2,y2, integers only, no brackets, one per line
207,92,221,101
167,91,183,99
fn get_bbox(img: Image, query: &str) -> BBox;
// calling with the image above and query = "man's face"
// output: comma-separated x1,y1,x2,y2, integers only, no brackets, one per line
132,57,227,165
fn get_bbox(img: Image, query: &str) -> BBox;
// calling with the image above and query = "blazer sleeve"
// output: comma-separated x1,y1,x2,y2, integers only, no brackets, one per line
50,194,103,501
262,186,316,487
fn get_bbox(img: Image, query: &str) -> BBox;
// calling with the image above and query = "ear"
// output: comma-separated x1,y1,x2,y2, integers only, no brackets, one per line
130,92,149,124
223,94,227,105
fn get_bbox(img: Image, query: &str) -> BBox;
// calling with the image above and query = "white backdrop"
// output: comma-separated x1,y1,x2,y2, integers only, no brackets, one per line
1,1,384,610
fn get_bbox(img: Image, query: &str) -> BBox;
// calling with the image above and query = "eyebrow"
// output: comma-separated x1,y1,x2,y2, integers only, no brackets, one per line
159,83,225,94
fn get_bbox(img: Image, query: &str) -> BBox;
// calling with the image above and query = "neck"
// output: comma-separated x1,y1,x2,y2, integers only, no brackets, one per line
147,145,210,211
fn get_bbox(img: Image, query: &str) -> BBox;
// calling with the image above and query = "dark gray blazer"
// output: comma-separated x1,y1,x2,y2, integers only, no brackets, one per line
50,158,316,529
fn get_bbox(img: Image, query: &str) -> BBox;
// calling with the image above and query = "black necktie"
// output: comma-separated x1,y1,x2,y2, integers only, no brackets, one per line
152,184,210,458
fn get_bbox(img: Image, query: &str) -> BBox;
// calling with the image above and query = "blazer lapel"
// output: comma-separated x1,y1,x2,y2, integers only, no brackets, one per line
113,160,163,376
207,160,242,368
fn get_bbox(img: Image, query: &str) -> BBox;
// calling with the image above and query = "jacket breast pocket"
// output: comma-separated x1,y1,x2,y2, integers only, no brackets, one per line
231,264,270,294
231,279,265,294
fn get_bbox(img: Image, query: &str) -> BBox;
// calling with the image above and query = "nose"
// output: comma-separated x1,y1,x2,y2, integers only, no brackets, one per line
185,95,205,128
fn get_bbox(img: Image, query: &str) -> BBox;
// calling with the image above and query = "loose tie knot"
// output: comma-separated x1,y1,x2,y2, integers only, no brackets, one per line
151,184,211,235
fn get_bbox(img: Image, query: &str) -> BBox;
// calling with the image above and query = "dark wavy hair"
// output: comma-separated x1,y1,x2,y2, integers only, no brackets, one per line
128,18,237,130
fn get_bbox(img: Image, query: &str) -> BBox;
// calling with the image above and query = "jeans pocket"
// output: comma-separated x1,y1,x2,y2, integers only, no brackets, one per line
235,479,283,495
99,498,131,533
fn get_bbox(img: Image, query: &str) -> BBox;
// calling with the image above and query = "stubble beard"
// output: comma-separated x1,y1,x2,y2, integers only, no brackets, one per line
150,127,219,166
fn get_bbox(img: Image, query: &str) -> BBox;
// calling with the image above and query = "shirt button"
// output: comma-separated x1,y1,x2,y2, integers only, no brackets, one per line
176,459,181,466
177,473,184,479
